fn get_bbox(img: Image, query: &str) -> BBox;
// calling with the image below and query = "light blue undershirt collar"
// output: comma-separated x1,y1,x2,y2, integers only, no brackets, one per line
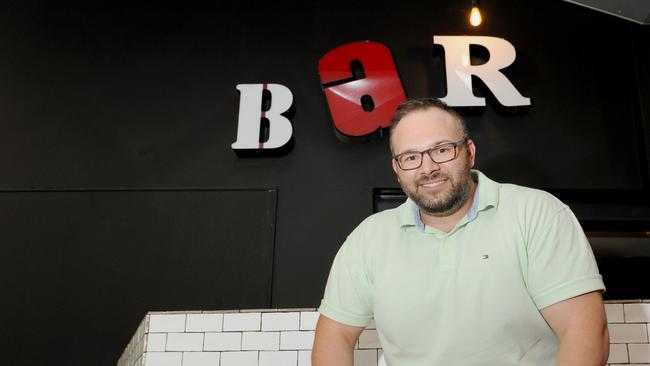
413,186,481,233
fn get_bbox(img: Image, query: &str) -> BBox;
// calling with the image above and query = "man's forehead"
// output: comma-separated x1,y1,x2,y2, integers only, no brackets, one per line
390,108,462,150
401,107,457,126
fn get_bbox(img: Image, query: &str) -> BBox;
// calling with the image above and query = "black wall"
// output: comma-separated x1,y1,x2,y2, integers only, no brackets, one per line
0,1,648,365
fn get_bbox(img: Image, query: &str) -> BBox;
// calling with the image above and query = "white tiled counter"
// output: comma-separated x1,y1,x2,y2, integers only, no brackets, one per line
117,309,384,366
606,301,650,365
119,300,650,366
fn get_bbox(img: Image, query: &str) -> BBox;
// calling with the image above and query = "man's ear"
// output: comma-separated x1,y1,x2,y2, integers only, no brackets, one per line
392,158,399,175
466,139,477,168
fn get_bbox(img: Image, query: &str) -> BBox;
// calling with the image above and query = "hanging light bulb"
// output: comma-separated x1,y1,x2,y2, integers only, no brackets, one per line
469,1,482,27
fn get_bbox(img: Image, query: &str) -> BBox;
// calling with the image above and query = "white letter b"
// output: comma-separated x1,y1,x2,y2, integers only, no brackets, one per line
232,83,294,155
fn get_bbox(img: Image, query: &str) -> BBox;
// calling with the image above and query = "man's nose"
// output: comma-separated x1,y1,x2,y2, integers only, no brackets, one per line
419,153,441,174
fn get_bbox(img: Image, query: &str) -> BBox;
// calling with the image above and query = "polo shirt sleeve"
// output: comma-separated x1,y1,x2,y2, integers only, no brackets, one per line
525,204,605,310
318,234,374,328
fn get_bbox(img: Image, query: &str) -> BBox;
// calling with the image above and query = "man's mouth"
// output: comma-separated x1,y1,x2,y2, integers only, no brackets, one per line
419,177,448,188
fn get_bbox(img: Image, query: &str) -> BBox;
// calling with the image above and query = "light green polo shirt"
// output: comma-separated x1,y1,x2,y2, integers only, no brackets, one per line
318,170,604,366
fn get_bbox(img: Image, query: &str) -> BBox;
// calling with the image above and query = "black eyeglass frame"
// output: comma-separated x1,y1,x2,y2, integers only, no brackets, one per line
393,137,468,171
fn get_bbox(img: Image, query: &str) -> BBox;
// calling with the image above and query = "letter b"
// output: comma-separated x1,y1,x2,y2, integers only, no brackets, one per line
232,83,294,156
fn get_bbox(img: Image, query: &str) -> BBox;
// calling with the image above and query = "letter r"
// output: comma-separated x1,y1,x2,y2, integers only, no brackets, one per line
434,36,531,107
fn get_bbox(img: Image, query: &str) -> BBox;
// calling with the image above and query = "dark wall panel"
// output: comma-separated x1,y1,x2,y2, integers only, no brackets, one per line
633,25,650,185
0,189,276,366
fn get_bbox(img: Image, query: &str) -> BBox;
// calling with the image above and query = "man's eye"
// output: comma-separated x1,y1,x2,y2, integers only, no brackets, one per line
404,155,418,161
435,148,449,155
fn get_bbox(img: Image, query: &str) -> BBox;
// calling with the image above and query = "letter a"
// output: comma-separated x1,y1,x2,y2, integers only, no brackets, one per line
231,83,294,157
319,41,406,141
434,36,531,108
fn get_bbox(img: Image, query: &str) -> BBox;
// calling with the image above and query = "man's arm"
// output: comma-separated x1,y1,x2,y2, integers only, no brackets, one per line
312,315,365,366
540,291,609,366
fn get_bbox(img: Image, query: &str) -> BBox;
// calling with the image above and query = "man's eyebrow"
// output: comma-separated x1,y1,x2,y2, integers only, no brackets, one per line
396,139,456,155
431,139,455,147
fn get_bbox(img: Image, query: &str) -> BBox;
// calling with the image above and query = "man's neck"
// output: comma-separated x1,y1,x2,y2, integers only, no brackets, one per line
419,180,478,233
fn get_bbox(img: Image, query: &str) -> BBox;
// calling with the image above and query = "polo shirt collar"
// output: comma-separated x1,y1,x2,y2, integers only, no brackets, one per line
397,169,500,231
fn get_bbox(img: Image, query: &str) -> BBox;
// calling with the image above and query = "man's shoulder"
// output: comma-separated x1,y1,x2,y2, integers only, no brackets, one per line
347,202,406,241
356,203,405,229
497,181,569,217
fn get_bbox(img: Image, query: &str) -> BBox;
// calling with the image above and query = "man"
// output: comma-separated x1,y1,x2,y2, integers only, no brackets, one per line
313,98,609,366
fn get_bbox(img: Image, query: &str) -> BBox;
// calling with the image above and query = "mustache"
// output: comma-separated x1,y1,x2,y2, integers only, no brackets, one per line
416,172,448,185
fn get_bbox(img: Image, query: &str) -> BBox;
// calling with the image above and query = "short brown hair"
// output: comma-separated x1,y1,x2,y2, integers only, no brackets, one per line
389,97,468,141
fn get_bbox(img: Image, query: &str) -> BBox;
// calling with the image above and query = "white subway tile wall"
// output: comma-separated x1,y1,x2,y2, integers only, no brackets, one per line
144,352,182,366
181,352,220,366
609,344,630,364
166,333,204,352
378,350,387,366
299,312,319,331
204,332,242,351
262,312,300,331
118,303,650,366
259,350,298,366
358,330,381,349
628,344,650,364
223,313,261,332
280,331,315,350
297,350,311,366
626,304,650,323
220,351,258,366
149,315,186,333
606,304,625,323
242,332,280,351
609,324,649,343
146,334,167,352
354,349,378,366
186,314,223,333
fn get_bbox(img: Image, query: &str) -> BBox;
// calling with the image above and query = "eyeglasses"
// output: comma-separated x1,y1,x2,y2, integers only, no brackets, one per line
393,138,468,170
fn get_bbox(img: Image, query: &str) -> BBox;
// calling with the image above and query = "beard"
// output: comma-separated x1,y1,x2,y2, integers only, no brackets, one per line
400,160,473,217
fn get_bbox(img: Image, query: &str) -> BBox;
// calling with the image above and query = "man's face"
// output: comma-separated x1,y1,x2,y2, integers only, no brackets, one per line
390,108,476,217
